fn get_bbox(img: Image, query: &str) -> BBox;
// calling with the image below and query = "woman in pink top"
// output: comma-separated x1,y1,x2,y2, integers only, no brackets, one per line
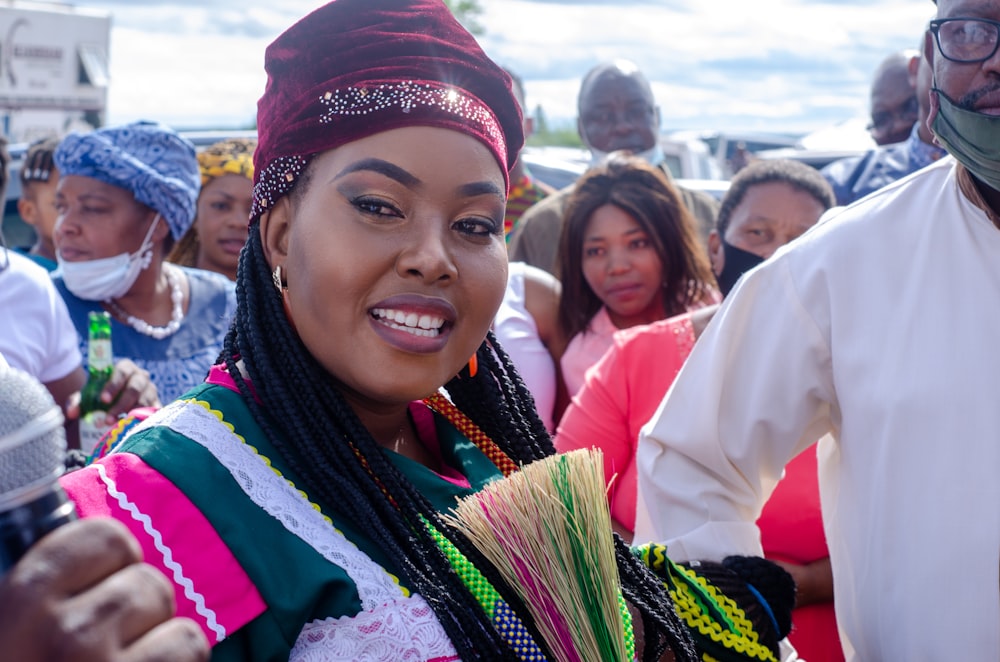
556,153,718,398
557,158,845,662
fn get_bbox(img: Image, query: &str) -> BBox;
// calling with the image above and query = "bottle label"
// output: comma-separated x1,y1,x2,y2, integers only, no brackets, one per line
79,411,111,455
88,338,113,371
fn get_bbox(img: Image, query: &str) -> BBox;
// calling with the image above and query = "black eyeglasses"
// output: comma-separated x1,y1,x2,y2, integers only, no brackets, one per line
582,104,655,128
930,17,1000,63
868,96,920,133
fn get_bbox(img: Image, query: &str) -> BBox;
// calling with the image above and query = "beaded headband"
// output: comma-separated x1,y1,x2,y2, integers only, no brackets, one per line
250,79,507,223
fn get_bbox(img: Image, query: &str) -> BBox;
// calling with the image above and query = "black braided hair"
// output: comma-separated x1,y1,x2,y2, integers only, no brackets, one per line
19,136,58,188
721,555,796,643
445,328,554,462
614,536,699,661
223,223,700,661
680,556,796,656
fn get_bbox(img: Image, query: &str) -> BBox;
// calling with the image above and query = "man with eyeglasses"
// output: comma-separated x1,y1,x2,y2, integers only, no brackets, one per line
508,60,719,276
868,50,922,146
822,45,948,205
634,0,1000,659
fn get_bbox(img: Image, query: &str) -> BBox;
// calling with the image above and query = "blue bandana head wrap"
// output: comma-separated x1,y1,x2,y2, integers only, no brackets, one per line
54,121,200,240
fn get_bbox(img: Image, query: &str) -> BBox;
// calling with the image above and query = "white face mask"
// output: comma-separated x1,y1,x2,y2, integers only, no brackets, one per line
57,214,161,301
589,143,665,168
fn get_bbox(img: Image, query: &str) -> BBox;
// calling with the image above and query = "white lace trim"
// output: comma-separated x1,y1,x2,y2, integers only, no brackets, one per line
128,400,403,611
90,462,226,642
290,594,458,662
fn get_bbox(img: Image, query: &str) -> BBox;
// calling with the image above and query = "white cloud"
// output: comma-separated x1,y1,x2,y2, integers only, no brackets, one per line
82,0,935,137
106,25,266,128
479,0,933,133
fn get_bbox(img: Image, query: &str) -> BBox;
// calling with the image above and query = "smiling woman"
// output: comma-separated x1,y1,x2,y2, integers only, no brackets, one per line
266,127,509,408
57,1,794,661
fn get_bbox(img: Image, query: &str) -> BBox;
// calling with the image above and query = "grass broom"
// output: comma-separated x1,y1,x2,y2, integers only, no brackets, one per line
443,448,629,662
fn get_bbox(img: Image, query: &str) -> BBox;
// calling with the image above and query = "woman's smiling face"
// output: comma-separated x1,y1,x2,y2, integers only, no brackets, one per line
261,126,508,409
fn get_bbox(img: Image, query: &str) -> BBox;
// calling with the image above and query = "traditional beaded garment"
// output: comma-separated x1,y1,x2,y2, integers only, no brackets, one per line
90,389,777,661
636,544,779,662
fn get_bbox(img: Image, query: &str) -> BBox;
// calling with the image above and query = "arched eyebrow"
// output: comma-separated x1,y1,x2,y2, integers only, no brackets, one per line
334,156,503,200
456,180,504,199
585,226,646,242
334,158,420,188
55,192,114,205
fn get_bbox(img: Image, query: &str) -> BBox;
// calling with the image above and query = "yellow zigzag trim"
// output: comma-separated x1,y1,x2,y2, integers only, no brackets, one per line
669,563,775,662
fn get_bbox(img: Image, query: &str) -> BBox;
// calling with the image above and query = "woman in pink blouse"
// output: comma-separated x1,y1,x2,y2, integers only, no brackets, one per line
556,159,844,662
555,153,718,398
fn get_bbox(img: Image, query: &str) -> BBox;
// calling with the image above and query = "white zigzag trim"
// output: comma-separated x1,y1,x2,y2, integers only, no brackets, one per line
91,462,226,643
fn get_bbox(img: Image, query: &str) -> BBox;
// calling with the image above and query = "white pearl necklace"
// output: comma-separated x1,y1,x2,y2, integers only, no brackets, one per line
105,267,185,340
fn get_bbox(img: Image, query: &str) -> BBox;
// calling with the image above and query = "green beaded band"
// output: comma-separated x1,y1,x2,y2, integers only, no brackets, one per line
426,518,636,661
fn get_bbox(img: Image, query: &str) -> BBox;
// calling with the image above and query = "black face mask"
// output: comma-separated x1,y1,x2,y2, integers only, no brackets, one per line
715,239,765,297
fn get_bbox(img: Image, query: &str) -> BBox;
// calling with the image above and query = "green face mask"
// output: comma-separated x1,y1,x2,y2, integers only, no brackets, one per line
931,88,1000,192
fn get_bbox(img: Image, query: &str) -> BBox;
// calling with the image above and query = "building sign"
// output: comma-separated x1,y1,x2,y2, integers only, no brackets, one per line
0,5,110,112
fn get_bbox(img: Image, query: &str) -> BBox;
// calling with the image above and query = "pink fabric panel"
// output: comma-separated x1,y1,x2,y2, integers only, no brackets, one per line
556,314,694,531
410,401,471,488
61,453,266,643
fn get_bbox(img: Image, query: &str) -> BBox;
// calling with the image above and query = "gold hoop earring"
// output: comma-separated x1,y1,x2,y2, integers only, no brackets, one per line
272,265,285,292
272,265,297,333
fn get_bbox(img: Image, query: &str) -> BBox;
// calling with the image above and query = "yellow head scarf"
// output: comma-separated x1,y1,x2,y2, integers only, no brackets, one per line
197,137,256,186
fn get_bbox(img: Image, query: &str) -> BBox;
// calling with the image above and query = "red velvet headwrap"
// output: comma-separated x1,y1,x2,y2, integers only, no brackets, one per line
251,0,524,223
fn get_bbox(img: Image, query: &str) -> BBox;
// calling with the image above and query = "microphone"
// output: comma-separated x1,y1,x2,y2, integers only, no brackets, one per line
0,365,77,573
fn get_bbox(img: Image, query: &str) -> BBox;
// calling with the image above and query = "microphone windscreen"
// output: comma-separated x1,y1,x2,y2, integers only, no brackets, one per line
0,366,66,505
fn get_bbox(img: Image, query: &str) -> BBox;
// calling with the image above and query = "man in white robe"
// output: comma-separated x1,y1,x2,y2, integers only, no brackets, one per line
635,2,1000,658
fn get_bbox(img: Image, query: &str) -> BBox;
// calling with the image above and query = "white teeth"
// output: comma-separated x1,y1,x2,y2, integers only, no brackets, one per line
371,308,446,337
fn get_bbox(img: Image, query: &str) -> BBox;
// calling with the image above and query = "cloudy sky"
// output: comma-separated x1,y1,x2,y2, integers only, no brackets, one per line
66,0,934,141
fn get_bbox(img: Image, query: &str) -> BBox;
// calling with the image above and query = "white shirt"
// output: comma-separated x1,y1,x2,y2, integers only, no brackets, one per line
0,250,80,383
635,157,1000,660
493,261,557,431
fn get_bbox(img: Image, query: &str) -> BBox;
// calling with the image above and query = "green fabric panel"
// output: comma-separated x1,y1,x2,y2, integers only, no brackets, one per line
386,412,504,512
184,383,503,578
320,404,505,574
118,383,507,660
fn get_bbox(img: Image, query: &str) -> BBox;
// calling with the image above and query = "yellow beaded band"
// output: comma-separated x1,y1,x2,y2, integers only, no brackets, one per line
636,544,778,662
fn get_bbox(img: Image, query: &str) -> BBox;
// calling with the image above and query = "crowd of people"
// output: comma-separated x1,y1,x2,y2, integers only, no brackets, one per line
1,0,997,659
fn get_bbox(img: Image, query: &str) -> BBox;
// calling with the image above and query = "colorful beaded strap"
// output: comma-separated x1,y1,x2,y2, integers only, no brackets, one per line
422,392,519,477
418,395,637,660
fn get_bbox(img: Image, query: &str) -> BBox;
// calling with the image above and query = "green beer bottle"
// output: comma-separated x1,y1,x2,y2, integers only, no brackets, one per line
79,311,114,454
